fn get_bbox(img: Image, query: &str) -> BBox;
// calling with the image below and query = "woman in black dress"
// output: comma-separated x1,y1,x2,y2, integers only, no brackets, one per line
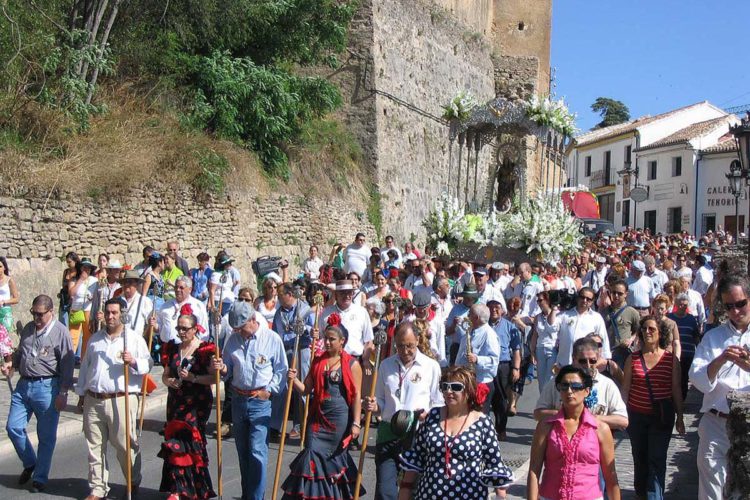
399,366,514,500
281,313,364,499
158,305,217,500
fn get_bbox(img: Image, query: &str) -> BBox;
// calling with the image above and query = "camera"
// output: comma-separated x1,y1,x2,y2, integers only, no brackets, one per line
252,256,283,277
548,289,576,310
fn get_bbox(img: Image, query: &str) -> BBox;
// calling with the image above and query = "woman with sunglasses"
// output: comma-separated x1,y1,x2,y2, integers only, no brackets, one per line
281,314,363,499
255,276,281,328
528,365,620,500
399,366,514,500
159,305,217,500
621,316,685,500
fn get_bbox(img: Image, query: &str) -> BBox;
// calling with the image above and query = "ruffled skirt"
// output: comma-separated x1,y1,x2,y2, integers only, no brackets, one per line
281,447,365,500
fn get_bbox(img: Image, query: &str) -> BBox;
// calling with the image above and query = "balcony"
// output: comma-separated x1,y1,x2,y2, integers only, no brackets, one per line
590,168,615,189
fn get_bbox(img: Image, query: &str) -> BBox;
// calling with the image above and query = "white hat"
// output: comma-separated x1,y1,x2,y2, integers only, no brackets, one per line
106,259,123,269
335,279,355,291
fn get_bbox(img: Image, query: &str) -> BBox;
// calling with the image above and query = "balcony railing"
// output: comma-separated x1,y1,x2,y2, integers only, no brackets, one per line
590,169,615,189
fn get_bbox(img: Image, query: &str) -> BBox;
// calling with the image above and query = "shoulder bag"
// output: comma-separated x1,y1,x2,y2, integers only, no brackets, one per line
638,352,675,427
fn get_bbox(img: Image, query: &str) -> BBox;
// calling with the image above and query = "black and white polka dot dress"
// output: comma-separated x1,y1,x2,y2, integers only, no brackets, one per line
399,407,514,499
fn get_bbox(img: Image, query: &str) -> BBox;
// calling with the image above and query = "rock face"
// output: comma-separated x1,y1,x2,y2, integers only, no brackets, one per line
726,390,750,499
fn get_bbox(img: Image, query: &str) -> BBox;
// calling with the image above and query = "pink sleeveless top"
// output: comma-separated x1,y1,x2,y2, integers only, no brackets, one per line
539,408,602,500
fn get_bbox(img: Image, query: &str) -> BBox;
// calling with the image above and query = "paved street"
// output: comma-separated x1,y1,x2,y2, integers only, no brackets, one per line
0,370,701,499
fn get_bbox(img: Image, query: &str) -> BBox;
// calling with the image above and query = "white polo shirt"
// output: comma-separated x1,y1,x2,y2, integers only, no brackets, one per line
555,307,610,366
376,351,444,422
320,303,374,357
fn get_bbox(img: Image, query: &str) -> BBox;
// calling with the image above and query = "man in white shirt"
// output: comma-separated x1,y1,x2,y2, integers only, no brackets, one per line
679,276,706,326
430,277,454,326
320,280,374,359
535,337,628,430
582,256,609,293
555,287,611,366
364,322,443,500
626,260,655,314
489,261,512,294
76,298,153,500
118,270,154,335
156,276,209,344
380,235,403,268
689,275,750,500
518,263,544,324
644,255,668,295
403,258,433,293
674,254,693,280
90,260,123,332
475,267,508,312
344,233,371,277
691,255,714,296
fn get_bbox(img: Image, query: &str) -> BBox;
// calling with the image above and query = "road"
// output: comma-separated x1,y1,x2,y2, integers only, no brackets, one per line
0,377,703,499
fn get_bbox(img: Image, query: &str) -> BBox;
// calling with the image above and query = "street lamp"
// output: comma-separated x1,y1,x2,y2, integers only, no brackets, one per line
729,112,750,273
726,159,743,243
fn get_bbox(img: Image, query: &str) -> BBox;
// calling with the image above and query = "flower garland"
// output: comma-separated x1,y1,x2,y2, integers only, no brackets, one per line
441,90,478,121
524,94,578,137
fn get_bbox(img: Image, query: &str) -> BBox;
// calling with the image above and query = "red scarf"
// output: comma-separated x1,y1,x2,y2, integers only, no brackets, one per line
309,351,357,445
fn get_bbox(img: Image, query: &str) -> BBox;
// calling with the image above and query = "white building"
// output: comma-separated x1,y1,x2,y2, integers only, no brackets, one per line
567,101,736,234
697,139,746,237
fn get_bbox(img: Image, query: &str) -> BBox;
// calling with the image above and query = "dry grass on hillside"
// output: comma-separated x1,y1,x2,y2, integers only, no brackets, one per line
0,84,370,202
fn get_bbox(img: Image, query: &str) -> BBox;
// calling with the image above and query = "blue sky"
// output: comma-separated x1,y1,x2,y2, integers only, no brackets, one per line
552,0,750,133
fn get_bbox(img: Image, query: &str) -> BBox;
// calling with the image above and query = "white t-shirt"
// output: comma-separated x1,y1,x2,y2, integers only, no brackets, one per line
376,351,444,421
320,303,373,357
555,308,610,366
71,276,99,311
344,244,371,277
210,270,236,303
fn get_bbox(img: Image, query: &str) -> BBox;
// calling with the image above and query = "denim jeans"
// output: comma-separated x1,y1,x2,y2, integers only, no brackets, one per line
627,409,674,499
232,395,272,500
375,438,402,500
271,347,311,432
6,377,61,484
535,346,556,394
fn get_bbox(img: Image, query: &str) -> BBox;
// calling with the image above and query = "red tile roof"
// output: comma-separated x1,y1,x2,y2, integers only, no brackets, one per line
634,116,732,152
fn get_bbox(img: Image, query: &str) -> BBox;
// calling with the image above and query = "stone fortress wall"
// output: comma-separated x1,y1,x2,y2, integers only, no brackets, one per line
0,0,551,327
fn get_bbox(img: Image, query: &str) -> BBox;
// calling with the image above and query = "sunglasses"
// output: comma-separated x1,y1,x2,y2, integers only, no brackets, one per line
578,295,594,302
176,326,193,332
556,382,587,392
440,382,465,393
238,297,253,303
30,309,51,317
577,358,597,365
724,299,749,311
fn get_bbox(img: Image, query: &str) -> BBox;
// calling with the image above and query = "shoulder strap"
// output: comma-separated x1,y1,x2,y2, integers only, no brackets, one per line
638,353,657,406
609,306,627,343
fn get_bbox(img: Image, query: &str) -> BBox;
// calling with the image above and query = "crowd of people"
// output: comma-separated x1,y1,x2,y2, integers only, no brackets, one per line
0,227,746,500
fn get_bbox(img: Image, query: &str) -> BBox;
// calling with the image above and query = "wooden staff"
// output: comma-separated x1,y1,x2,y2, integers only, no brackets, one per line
93,277,107,333
300,291,324,449
354,325,388,500
214,272,228,500
271,288,305,500
122,315,133,500
137,293,160,437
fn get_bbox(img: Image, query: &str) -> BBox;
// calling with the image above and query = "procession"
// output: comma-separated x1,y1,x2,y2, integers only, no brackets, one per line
0,225,746,500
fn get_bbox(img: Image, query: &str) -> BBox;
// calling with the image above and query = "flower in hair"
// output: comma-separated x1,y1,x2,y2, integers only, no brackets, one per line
475,383,490,406
327,313,342,327
180,304,194,316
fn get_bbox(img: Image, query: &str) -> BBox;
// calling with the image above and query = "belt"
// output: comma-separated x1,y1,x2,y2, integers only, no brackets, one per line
21,375,57,382
499,361,511,364
634,306,650,311
87,390,127,400
709,409,729,419
233,387,267,398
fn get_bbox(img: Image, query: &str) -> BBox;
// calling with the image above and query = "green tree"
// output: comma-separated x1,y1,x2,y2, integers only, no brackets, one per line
591,97,630,128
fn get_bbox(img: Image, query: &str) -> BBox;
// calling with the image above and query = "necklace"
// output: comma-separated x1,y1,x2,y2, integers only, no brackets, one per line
396,361,415,399
442,411,471,478
326,357,342,382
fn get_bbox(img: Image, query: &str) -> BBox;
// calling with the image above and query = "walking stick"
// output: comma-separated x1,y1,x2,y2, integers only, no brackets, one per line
122,317,133,500
93,277,107,333
214,272,228,500
300,290,324,449
353,325,388,500
271,288,306,500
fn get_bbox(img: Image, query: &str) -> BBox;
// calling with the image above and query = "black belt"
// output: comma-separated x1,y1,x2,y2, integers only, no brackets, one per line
634,306,650,311
21,375,57,382
709,409,729,419
499,361,511,364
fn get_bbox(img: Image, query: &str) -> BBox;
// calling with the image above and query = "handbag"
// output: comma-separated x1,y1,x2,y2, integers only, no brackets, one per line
638,353,675,427
69,309,86,326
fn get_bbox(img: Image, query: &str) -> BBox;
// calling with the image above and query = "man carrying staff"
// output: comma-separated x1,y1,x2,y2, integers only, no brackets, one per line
3,295,75,493
76,297,153,500
212,301,287,500
118,270,154,335
364,322,443,500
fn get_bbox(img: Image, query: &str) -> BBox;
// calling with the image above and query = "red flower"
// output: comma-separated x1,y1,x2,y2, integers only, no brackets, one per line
327,313,342,327
475,383,490,406
180,304,194,316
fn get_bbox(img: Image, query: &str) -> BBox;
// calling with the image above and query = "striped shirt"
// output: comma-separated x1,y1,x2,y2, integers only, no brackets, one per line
627,350,674,414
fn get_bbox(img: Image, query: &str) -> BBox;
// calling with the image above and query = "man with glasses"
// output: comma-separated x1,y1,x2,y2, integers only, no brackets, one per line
582,256,608,294
2,295,74,493
75,297,152,500
689,275,750,499
156,276,209,344
270,282,314,440
555,287,610,367
600,280,640,370
534,337,627,430
212,301,288,500
166,241,190,276
344,232,371,277
364,322,443,500
404,258,433,294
